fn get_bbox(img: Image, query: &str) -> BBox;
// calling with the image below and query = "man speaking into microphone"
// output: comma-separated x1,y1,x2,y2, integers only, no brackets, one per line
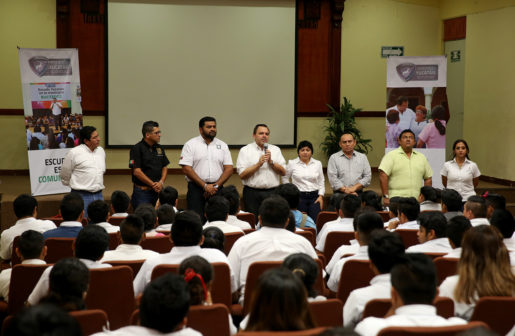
236,124,286,217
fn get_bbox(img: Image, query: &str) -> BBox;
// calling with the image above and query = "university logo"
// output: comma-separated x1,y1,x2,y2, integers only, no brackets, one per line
28,56,72,77
396,63,439,82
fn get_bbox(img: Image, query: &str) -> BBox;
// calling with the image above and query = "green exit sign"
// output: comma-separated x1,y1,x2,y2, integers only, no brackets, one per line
382,46,404,58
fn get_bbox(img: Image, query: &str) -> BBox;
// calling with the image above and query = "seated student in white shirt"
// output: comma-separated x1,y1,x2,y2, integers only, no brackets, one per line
0,194,56,261
110,190,130,218
203,196,244,234
343,230,405,328
283,253,326,302
157,186,179,213
383,196,401,228
406,212,452,253
219,185,252,230
355,253,467,336
133,211,237,297
0,230,47,302
201,227,225,253
388,197,420,230
134,203,164,237
316,194,361,252
418,186,442,212
490,209,515,251
463,195,490,226
484,193,505,219
93,273,202,336
100,215,159,263
87,200,120,233
155,204,176,232
28,225,111,305
441,189,463,222
443,216,472,259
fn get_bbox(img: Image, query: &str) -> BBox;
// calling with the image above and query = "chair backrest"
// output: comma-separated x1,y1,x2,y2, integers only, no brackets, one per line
139,235,173,253
295,230,315,247
43,217,64,226
104,260,145,278
336,259,374,304
363,297,455,320
470,296,515,335
44,238,75,264
243,261,283,315
151,264,179,280
376,211,390,222
224,231,245,255
8,264,51,314
315,211,338,233
433,257,458,285
86,266,135,329
377,321,488,336
243,228,255,235
323,231,356,262
70,309,109,336
308,299,343,327
238,327,328,336
108,217,125,226
108,232,121,250
10,236,21,266
394,229,419,249
187,304,231,336
423,252,446,260
237,213,256,229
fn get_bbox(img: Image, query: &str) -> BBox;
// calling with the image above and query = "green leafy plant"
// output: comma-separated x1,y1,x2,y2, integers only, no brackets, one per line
320,97,373,158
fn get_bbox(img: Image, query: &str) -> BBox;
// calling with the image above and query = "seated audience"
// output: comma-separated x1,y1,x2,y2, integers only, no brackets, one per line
355,254,467,336
43,192,84,239
388,197,419,230
443,216,472,258
110,190,130,218
283,253,325,302
275,183,317,231
418,186,442,211
489,209,515,251
157,186,179,213
203,196,244,234
88,200,120,233
219,185,252,230
383,196,401,227
155,204,176,232
440,189,463,221
463,195,489,226
406,211,452,253
360,190,383,211
134,203,164,237
201,227,225,253
484,192,506,219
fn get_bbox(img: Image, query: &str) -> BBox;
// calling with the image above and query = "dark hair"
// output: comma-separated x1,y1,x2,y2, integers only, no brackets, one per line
283,253,319,298
13,194,38,218
134,204,157,232
465,195,487,218
360,190,383,211
339,194,361,218
446,216,472,247
140,273,190,333
259,196,290,228
490,209,515,238
201,226,225,252
332,193,346,213
388,197,402,217
253,123,269,134
484,193,506,210
120,215,145,244
275,183,300,209
452,139,470,159
142,120,159,137
179,256,213,305
441,189,462,212
18,230,45,260
111,190,130,213
398,197,420,221
199,116,216,128
431,105,446,135
219,185,240,215
353,212,384,244
79,126,96,144
368,230,405,274
87,200,109,224
286,212,297,233
297,140,314,154
419,186,440,203
157,204,176,226
386,109,400,124
159,186,179,206
171,211,203,246
391,253,437,305
60,192,84,221
398,129,415,140
396,96,409,105
44,258,89,311
418,211,447,238
205,196,229,222
74,225,109,261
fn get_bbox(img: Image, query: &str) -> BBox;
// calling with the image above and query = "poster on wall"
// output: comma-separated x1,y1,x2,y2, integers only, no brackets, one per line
385,55,447,189
18,48,83,196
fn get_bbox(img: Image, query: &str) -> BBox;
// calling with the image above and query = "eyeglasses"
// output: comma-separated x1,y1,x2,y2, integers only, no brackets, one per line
152,131,162,135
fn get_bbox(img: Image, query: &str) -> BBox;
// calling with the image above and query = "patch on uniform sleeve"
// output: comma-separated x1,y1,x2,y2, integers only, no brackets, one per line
129,159,134,168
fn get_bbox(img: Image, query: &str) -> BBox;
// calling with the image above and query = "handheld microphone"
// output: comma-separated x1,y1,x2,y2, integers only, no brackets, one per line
263,143,268,152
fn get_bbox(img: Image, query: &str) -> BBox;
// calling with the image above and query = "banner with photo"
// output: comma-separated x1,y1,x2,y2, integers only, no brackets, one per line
385,56,447,189
18,48,83,196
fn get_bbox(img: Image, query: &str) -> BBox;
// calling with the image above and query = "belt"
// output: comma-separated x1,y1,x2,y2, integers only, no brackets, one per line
300,191,319,197
244,186,277,192
134,184,152,191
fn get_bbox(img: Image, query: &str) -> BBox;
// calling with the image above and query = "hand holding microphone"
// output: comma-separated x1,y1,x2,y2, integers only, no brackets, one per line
263,143,272,164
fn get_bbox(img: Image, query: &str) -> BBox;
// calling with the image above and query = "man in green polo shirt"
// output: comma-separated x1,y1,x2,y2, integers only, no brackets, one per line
379,129,432,206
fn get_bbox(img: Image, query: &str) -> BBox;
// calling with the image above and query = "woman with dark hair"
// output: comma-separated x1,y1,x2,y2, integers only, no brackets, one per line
417,105,446,148
201,226,225,252
360,190,383,211
282,140,325,221
440,139,481,202
283,253,325,302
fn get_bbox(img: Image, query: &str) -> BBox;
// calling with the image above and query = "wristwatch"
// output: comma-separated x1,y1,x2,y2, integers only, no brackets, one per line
383,194,389,199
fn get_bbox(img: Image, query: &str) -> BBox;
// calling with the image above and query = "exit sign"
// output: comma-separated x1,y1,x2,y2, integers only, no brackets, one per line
382,46,404,58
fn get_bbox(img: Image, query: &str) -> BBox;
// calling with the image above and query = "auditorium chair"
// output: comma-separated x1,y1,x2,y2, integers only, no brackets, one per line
323,231,356,262
376,211,390,222
70,309,109,336
394,229,419,249
295,230,315,247
107,217,125,226
224,231,245,255
376,322,488,336
44,237,75,263
108,232,121,250
336,259,374,304
433,257,458,285
470,296,515,335
236,213,256,229
308,299,343,327
10,236,22,266
8,263,52,314
237,327,328,336
139,235,173,253
315,211,338,233
104,259,145,278
362,297,455,320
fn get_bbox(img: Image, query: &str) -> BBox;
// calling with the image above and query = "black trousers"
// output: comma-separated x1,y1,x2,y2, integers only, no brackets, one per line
242,186,277,219
186,181,222,220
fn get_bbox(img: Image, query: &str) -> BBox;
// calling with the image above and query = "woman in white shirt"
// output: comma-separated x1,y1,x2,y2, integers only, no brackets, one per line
441,139,481,202
283,141,325,221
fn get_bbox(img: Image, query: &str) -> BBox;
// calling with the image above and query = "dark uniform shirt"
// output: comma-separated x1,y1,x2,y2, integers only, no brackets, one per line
130,139,170,186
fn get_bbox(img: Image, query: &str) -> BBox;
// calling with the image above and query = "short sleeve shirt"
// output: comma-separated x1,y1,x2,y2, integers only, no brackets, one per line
130,139,170,185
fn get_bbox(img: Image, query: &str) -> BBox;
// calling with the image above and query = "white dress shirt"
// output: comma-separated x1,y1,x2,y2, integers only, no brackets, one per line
236,143,286,189
440,159,481,201
420,201,442,212
92,326,202,336
504,238,515,251
60,144,106,192
156,223,173,232
204,220,244,234
315,217,354,252
325,240,359,275
439,275,476,320
93,222,120,234
282,157,325,195
179,135,233,182
133,246,236,296
406,238,452,254
0,259,46,302
443,247,461,259
355,304,467,336
100,244,159,263
327,151,371,191
0,217,56,260
394,220,419,230
226,215,252,230
327,245,369,292
386,106,416,131
111,213,128,218
470,218,490,227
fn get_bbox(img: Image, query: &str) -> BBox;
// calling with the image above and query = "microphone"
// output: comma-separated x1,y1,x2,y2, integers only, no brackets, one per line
263,143,268,152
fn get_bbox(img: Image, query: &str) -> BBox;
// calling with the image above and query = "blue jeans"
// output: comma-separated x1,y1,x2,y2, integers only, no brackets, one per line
71,189,103,219
131,185,158,210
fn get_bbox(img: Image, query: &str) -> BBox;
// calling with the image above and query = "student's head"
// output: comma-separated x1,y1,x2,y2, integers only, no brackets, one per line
391,253,437,306
417,211,447,244
386,109,400,124
368,230,405,274
446,216,472,248
332,193,346,213
205,196,229,222
60,192,84,221
159,186,179,207
275,183,300,210
397,197,420,222
419,186,440,203
179,256,213,305
201,226,225,252
111,190,130,213
484,193,506,218
388,196,402,218
13,194,38,218
440,189,462,212
286,212,297,233
283,253,319,298
74,225,109,261
353,211,384,245
464,195,487,219
45,258,89,311
171,211,203,246
157,204,176,226
219,185,241,215
245,268,316,332
490,209,515,239
360,190,383,211
17,230,45,260
339,194,361,218
139,273,190,333
134,203,158,232
87,200,109,224
258,196,290,228
120,214,145,244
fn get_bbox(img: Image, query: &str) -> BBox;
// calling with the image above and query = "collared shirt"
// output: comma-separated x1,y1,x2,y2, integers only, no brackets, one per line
60,144,106,192
226,215,252,230
355,304,467,336
470,217,490,227
394,220,419,230
292,210,316,231
411,119,428,142
236,143,286,189
130,139,170,185
386,106,416,131
282,157,325,195
179,135,233,182
43,221,83,239
133,246,236,296
93,222,120,234
327,151,371,191
378,147,433,198
439,275,477,320
327,245,369,292
91,326,202,336
418,120,447,148
315,217,354,252
203,220,244,234
51,101,62,115
420,201,442,212
325,240,360,275
0,259,46,302
504,238,515,251
0,217,56,260
443,247,461,259
444,211,463,222
111,213,128,218
440,158,481,201
406,237,452,254
100,244,159,263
